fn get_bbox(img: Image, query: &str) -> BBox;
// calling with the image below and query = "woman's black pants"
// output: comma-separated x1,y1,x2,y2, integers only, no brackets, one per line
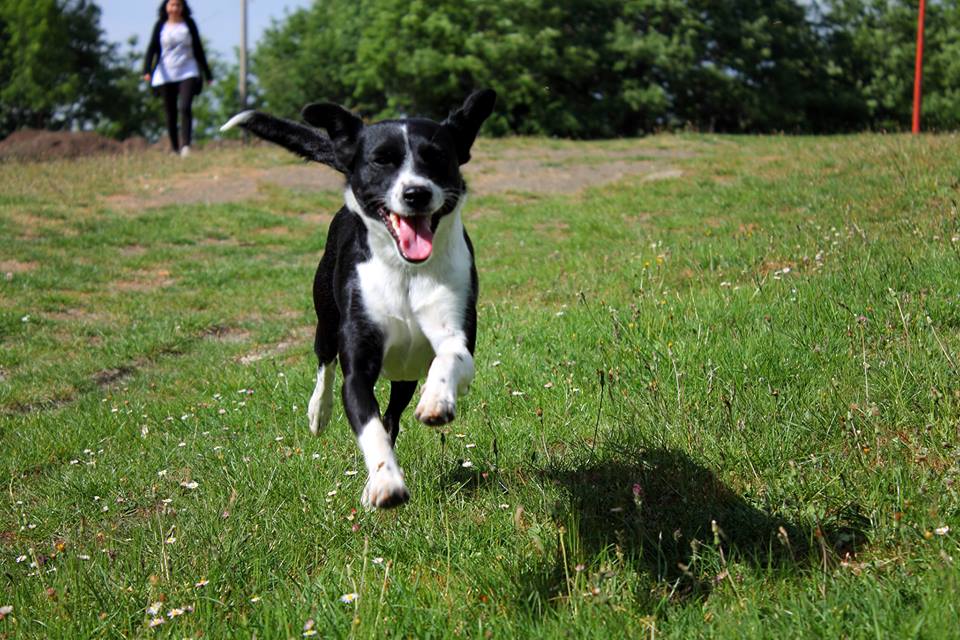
160,78,199,152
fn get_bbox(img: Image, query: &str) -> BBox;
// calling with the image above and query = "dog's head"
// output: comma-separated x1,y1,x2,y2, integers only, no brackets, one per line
305,90,495,263
223,90,495,264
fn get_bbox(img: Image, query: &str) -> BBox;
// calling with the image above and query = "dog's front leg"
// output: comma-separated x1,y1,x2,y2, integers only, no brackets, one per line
414,334,475,426
340,356,410,509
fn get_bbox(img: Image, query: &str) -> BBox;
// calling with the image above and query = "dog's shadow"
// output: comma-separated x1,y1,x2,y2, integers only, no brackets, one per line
523,446,868,602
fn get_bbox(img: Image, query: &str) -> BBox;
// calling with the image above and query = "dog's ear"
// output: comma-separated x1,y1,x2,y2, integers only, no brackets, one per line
220,111,340,171
442,89,496,165
302,103,363,173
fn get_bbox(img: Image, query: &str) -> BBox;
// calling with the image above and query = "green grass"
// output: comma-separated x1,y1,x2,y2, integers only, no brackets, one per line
2,133,959,638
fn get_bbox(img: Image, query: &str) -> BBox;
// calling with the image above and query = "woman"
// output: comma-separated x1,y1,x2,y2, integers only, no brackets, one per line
143,0,214,157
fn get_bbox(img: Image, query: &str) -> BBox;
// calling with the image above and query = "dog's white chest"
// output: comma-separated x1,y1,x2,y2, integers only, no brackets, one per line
355,254,468,381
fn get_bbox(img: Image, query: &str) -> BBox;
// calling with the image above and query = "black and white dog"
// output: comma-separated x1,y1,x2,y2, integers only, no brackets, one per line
221,90,496,509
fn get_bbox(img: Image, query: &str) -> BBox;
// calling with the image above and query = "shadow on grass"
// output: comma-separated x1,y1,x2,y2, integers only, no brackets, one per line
524,446,868,604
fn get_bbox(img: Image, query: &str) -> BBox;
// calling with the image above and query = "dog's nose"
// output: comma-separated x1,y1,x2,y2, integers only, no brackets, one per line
402,186,433,209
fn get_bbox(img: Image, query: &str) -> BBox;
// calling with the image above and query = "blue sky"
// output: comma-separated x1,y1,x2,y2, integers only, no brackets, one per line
98,0,314,62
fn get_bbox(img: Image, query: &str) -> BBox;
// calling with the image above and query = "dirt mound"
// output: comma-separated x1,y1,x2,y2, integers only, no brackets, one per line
0,129,150,162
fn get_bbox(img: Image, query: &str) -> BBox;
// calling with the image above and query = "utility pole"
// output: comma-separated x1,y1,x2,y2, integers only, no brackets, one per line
912,0,926,134
239,0,248,142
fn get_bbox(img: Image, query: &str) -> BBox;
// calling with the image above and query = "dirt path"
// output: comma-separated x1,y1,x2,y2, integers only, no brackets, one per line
102,140,696,210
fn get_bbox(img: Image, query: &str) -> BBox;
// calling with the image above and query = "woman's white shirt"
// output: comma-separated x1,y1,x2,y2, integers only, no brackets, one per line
151,22,199,86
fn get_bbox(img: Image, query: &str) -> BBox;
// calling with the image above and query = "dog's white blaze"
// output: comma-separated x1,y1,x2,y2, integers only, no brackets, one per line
387,125,444,215
357,417,407,508
307,363,336,435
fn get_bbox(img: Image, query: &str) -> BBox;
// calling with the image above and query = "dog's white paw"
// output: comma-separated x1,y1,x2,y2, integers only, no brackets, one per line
414,386,456,426
361,465,409,509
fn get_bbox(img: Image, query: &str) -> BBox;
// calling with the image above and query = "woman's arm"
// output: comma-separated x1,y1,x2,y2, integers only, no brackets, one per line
187,18,214,82
142,21,162,78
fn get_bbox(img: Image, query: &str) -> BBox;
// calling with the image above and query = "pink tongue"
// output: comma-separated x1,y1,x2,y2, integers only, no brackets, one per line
395,215,434,261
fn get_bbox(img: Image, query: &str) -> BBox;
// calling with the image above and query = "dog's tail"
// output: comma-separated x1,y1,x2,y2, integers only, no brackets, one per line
221,111,340,171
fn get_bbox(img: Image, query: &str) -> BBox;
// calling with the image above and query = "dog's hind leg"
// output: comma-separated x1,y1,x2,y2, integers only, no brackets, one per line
307,357,336,435
308,258,339,435
383,380,417,445
307,319,338,434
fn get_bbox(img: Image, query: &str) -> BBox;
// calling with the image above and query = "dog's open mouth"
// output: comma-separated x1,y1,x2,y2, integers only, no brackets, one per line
378,207,435,262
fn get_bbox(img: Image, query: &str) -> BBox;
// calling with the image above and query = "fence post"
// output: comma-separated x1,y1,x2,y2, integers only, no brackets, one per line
912,0,926,134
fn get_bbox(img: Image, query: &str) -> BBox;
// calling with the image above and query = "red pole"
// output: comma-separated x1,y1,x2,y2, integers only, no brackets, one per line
912,0,926,134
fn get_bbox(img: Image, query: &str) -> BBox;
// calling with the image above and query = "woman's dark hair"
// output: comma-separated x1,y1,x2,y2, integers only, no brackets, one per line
157,0,193,20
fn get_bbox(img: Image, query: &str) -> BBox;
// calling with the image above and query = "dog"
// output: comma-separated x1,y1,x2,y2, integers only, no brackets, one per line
221,90,496,509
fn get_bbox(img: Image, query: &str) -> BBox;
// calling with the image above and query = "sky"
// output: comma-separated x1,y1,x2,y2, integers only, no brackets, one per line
98,0,314,61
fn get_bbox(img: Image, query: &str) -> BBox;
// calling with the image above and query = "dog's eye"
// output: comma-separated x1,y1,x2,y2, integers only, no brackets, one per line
372,149,402,166
419,146,447,164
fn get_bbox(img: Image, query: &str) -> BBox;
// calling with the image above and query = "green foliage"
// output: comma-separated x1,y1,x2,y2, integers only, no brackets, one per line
0,0,121,137
253,0,960,136
191,56,261,141
3,1,959,140
94,36,166,140
0,0,236,142
820,0,960,131
253,0,366,123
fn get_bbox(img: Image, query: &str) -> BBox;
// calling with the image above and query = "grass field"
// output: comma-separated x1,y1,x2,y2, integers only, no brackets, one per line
1,133,959,638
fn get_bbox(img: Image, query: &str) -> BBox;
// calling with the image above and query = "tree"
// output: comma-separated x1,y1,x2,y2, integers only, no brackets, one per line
256,0,667,137
819,0,960,131
252,0,842,137
197,55,262,140
920,0,960,130
253,0,368,121
7,0,955,139
0,0,238,142
93,35,166,140
0,0,124,137
352,0,630,137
